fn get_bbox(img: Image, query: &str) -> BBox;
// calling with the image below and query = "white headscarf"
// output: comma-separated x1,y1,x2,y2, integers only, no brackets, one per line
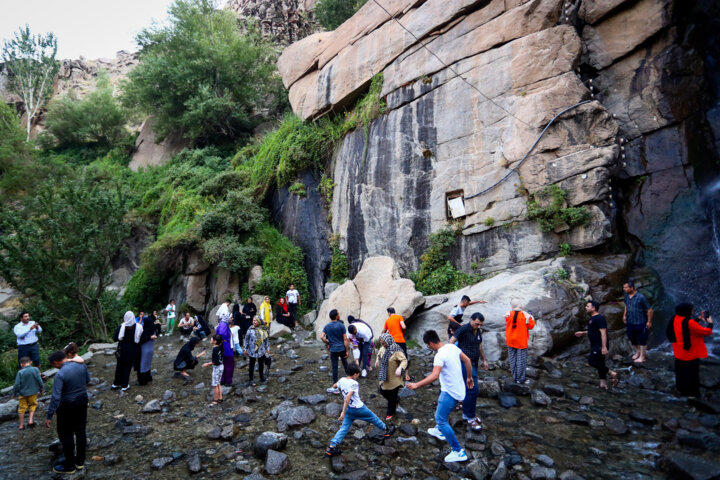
119,310,143,343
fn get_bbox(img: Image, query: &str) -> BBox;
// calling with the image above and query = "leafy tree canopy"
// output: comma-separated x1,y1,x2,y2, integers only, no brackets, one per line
314,0,368,30
120,0,282,144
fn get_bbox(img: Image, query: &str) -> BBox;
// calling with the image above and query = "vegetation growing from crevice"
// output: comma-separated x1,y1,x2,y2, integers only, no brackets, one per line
410,227,481,295
526,184,592,233
314,0,368,30
329,234,349,283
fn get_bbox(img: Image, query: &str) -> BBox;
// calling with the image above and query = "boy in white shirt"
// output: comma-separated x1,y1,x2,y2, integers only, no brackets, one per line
325,363,395,457
407,329,474,463
229,318,242,356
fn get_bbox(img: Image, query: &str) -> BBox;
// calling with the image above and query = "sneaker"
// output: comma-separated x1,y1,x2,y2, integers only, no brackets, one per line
427,427,446,441
325,445,342,457
444,449,468,463
361,369,367,378
383,425,396,437
385,415,393,421
75,463,85,470
326,387,339,394
523,379,531,384
121,385,131,392
53,465,76,474
468,418,483,431
111,384,119,390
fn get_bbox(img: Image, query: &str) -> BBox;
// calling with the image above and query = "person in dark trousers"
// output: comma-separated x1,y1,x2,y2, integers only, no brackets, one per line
14,311,43,368
174,337,206,378
375,333,407,420
136,314,160,385
276,297,294,329
286,284,301,327
622,281,653,363
667,303,714,397
448,312,489,430
44,350,90,475
575,300,618,390
112,311,142,391
348,316,373,377
240,297,257,344
321,309,350,394
244,316,269,386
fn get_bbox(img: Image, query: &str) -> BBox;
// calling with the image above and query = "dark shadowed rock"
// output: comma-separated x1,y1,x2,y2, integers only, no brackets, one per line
503,381,531,396
531,390,552,407
467,459,489,480
529,465,557,479
537,454,555,467
660,451,720,480
103,454,121,466
542,384,565,397
629,410,656,425
331,455,345,473
265,449,290,475
498,392,518,408
491,460,508,480
163,390,176,402
559,471,586,480
277,406,315,431
676,429,720,451
299,394,326,405
254,432,288,458
605,418,628,435
325,402,342,417
187,453,201,473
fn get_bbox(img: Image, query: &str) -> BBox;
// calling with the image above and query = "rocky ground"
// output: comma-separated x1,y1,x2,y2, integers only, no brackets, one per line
1,328,720,480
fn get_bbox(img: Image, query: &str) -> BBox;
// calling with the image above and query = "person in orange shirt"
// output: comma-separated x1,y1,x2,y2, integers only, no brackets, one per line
505,298,535,384
667,303,714,397
382,307,412,381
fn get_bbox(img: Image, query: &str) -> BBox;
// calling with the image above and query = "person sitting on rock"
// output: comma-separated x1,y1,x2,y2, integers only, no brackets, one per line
407,329,473,463
325,362,395,457
574,300,618,390
276,297,294,330
178,313,195,338
505,298,535,384
173,337,206,379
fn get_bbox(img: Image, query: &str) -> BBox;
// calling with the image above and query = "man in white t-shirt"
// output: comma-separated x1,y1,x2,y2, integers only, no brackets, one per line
164,300,176,335
286,284,300,327
407,329,474,463
347,316,373,377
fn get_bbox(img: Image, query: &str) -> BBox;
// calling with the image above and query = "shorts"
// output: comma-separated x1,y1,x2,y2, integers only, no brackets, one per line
211,365,224,387
626,323,648,346
18,394,38,414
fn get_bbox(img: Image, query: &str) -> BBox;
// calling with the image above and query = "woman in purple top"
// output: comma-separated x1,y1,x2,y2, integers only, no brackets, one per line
215,313,235,385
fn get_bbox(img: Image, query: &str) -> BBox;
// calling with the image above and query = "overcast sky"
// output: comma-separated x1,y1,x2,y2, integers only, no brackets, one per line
0,0,181,60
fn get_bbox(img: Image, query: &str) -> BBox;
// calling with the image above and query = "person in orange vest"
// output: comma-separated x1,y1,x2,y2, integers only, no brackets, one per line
666,303,714,397
505,299,535,384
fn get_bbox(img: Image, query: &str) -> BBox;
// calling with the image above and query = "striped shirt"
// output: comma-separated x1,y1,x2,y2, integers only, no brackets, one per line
625,292,651,325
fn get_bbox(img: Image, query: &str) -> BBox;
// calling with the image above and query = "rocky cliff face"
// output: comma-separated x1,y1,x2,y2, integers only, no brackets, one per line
227,0,319,45
277,0,720,316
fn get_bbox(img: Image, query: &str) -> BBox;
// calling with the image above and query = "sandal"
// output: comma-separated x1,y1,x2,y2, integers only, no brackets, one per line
208,402,219,407
27,422,36,428
18,426,24,430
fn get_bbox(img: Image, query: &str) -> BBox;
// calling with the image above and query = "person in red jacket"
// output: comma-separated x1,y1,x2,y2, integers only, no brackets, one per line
667,303,714,397
505,298,535,384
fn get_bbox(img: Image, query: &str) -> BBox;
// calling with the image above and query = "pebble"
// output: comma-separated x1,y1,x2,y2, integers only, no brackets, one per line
142,399,162,413
92,400,103,409
536,454,554,467
491,460,508,480
151,457,174,470
531,389,552,407
578,396,593,405
605,418,628,435
103,454,121,466
629,410,657,425
498,392,518,408
491,440,506,456
265,449,289,475
163,390,176,402
396,436,418,444
134,394,144,403
529,465,557,479
187,453,201,473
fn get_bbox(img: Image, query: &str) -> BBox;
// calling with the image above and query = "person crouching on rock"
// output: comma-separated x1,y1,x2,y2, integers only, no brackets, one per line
407,329,474,463
325,363,395,457
173,336,206,379
505,298,535,384
375,333,407,421
575,300,618,390
203,334,225,406
667,303,714,397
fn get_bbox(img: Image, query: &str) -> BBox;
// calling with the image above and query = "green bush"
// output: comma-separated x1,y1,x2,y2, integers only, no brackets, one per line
329,235,349,283
122,267,164,312
314,0,368,30
44,72,129,148
288,182,307,197
234,114,342,197
252,224,309,311
120,0,282,143
526,184,592,233
410,227,479,295
0,102,28,174
342,73,386,133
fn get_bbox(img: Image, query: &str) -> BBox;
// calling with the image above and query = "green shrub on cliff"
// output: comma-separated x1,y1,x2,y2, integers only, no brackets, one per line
410,227,479,295
121,0,282,144
526,184,592,233
315,0,368,30
329,235,349,283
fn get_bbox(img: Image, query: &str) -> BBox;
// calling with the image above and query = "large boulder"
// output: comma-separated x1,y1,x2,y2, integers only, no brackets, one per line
248,265,263,292
315,256,424,338
406,257,627,360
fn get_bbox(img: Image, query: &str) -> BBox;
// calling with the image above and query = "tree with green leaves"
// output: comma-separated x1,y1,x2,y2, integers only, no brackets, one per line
314,0,368,30
44,71,128,147
0,173,130,340
1,25,60,140
0,101,28,174
121,0,281,144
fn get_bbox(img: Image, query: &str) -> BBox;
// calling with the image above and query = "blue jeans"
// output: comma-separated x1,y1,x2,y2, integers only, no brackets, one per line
461,363,479,420
359,340,373,368
436,391,462,452
330,405,386,447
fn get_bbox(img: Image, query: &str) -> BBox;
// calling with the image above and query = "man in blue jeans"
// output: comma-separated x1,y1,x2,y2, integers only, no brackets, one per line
407,329,474,463
449,312,489,431
320,309,350,394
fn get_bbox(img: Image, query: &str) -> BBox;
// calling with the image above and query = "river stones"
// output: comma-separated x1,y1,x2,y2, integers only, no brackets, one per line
151,457,174,470
660,451,720,480
536,454,555,467
142,399,162,413
277,405,315,431
187,453,201,473
498,392,518,408
265,449,289,475
299,394,326,405
531,389,552,407
529,465,557,479
542,384,565,397
254,432,288,458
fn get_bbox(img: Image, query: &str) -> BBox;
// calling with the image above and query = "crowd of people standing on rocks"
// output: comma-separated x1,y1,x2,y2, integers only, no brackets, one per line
7,278,717,473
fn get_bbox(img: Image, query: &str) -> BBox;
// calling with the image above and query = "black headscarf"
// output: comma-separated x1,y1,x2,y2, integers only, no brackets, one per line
667,303,693,351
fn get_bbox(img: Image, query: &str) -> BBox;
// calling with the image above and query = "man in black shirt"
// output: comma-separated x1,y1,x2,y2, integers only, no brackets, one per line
448,312,488,431
575,300,618,390
44,350,90,475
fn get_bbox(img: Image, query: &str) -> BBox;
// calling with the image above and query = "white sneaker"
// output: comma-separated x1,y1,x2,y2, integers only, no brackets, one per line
444,449,468,462
121,385,131,392
361,369,367,378
326,387,339,394
427,427,446,441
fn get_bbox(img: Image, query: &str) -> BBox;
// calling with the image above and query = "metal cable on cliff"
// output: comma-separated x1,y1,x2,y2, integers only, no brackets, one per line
464,100,592,200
